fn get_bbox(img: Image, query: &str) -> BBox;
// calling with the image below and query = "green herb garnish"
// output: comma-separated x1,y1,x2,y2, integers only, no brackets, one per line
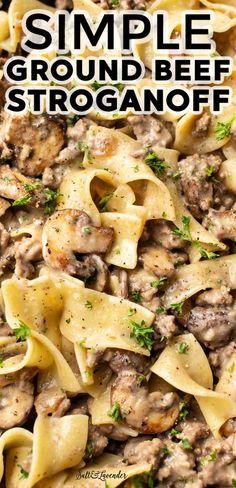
181,438,192,449
98,193,114,212
129,320,154,351
178,342,189,354
14,320,31,342
44,188,60,215
12,195,32,207
67,114,80,127
91,81,124,91
145,152,169,175
107,402,123,423
17,464,29,480
85,300,93,310
215,117,235,140
170,302,184,315
150,277,167,288
137,375,146,386
129,291,143,303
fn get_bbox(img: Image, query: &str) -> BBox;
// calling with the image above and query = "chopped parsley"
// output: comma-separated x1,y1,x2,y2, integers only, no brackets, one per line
85,442,93,459
150,277,167,288
67,114,80,127
98,192,114,212
129,291,143,303
65,318,71,324
170,427,179,437
200,449,218,466
111,0,120,6
17,464,29,480
227,362,235,374
83,226,92,235
23,182,40,192
85,300,93,310
128,307,136,317
178,342,189,354
137,375,146,386
156,306,165,314
0,356,4,368
129,320,154,351
170,302,184,315
107,402,123,423
12,195,32,207
171,171,182,180
91,81,124,91
44,188,60,215
205,165,218,184
179,404,189,421
194,242,219,260
172,216,191,241
144,152,169,175
161,445,171,456
133,165,139,173
14,320,31,342
130,473,154,488
181,438,192,450
172,215,219,260
78,340,85,348
215,117,235,140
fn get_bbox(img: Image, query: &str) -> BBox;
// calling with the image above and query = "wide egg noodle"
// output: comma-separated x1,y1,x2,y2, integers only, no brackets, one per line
56,168,147,269
0,0,55,52
1,275,82,393
2,271,155,360
163,254,236,308
64,454,151,488
83,126,175,221
151,333,236,438
2,415,88,488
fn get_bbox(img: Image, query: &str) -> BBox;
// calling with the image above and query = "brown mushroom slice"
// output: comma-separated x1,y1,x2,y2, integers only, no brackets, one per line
0,113,66,176
0,383,34,429
139,245,175,278
42,209,114,275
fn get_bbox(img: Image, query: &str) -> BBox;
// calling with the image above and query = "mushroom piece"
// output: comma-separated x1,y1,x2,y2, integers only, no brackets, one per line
42,209,114,275
0,382,34,429
111,369,179,434
139,245,175,278
34,387,71,417
0,113,66,176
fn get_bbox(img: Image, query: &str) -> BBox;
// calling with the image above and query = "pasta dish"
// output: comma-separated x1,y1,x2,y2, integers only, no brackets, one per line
0,0,235,487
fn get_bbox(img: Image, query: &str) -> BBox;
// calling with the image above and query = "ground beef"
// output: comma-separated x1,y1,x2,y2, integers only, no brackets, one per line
195,434,236,486
124,437,163,468
178,153,222,218
127,115,173,148
88,422,109,457
109,349,150,375
203,209,236,241
0,113,66,176
148,220,186,250
187,306,236,349
192,113,211,138
154,314,179,340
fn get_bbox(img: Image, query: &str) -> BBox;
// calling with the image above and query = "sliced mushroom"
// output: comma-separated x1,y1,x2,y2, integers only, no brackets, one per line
139,245,175,278
111,369,179,434
0,383,34,429
42,209,114,275
34,387,71,417
0,113,66,176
